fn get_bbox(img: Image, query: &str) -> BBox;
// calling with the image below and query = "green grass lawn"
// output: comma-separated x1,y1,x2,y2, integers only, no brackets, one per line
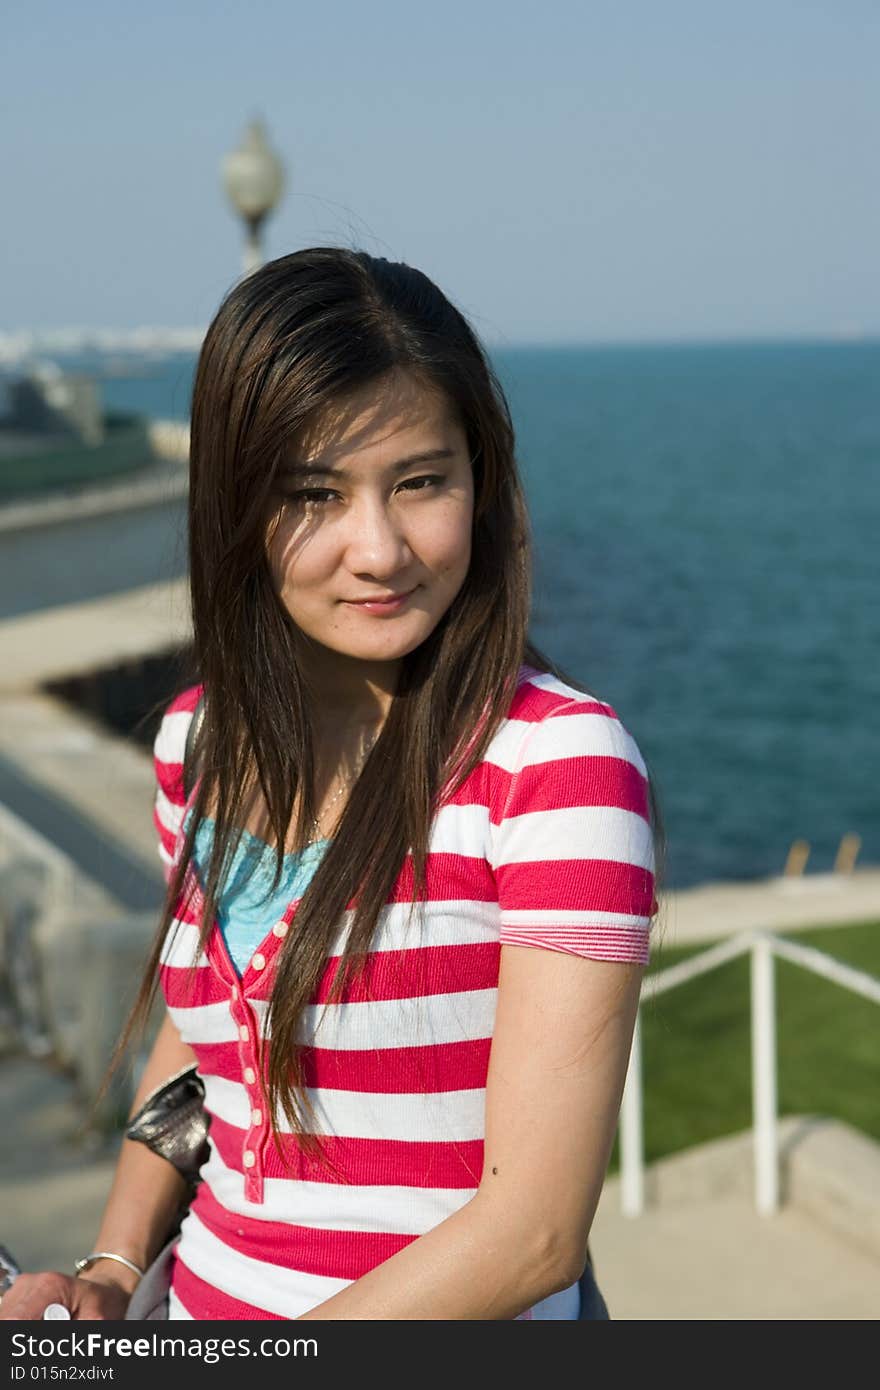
606,919,880,1176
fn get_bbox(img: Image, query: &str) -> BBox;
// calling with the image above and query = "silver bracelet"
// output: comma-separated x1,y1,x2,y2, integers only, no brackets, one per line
74,1252,145,1282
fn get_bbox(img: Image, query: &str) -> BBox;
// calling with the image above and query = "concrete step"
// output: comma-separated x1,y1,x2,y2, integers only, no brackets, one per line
589,1116,880,1318
0,580,190,692
591,1178,880,1319
0,690,165,910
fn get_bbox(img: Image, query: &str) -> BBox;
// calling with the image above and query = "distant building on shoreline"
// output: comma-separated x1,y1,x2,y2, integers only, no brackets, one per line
3,362,105,445
0,327,205,369
0,363,155,502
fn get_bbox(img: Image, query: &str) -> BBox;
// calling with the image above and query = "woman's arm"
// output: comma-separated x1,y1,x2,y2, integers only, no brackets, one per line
0,1013,196,1320
298,946,642,1320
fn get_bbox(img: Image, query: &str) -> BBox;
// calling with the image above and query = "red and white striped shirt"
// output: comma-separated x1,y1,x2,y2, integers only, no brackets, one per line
152,664,657,1320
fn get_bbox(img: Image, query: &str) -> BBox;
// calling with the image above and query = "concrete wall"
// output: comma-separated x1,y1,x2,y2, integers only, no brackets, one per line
0,806,163,1127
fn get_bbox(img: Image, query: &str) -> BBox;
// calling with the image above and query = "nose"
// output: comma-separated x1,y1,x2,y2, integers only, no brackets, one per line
344,492,413,578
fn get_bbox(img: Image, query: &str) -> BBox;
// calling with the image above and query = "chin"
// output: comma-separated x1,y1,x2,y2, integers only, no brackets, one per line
346,638,428,664
340,623,437,664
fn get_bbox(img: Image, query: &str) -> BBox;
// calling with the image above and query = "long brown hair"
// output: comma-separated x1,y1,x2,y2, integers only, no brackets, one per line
116,247,665,1166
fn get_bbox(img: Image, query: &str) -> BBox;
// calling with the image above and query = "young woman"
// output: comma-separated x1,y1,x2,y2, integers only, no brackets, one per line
2,247,661,1321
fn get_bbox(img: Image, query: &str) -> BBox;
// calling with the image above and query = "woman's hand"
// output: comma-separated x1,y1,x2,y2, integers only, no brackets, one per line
0,1269,133,1320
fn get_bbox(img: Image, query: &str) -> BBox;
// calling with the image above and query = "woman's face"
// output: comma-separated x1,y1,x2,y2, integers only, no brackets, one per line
265,369,475,684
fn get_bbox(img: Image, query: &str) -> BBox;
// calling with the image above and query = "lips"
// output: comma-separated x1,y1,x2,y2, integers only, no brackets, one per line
341,587,418,617
347,588,415,604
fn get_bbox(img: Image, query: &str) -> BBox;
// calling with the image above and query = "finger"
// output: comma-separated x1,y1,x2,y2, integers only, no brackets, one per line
0,1273,75,1321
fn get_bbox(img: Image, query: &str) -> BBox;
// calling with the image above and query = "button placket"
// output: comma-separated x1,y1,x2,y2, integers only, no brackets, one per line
241,939,272,1120
193,831,292,1207
229,978,268,1194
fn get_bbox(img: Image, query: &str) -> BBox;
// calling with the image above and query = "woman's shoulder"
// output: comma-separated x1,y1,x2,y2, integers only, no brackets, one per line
497,663,646,775
508,662,620,721
152,682,205,805
491,667,657,954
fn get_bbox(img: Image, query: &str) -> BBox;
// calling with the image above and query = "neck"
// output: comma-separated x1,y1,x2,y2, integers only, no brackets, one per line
298,646,402,735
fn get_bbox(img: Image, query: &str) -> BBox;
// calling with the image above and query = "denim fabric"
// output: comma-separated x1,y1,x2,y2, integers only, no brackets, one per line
577,1260,611,1320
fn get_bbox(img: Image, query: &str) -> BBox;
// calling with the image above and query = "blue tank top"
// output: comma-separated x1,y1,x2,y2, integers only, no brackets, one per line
184,808,331,976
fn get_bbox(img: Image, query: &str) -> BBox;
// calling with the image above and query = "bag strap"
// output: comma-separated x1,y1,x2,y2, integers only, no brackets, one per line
182,692,206,800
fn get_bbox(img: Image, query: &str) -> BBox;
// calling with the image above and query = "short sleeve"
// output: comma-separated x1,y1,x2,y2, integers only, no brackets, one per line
492,696,657,964
151,685,202,883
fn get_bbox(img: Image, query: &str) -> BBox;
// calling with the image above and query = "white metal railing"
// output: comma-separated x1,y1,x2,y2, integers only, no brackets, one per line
619,927,880,1217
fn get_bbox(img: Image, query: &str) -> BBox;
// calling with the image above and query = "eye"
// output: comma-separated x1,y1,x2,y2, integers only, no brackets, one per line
397,474,445,493
283,488,338,505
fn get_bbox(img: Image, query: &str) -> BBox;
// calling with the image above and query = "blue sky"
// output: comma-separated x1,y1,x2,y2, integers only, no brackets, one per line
3,0,878,344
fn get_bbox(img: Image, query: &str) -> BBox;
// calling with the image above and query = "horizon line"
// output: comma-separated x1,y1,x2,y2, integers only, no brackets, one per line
1,326,878,362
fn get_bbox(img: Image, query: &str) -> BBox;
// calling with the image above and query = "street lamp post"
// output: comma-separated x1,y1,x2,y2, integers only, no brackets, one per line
222,119,286,276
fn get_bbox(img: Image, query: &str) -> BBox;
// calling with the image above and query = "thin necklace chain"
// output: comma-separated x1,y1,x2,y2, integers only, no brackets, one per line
306,725,379,846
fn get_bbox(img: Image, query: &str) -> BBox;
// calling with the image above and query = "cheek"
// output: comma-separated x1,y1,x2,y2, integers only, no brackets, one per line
268,518,334,597
423,501,473,577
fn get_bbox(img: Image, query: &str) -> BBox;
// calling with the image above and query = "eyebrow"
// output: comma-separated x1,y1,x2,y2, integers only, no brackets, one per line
281,448,456,479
